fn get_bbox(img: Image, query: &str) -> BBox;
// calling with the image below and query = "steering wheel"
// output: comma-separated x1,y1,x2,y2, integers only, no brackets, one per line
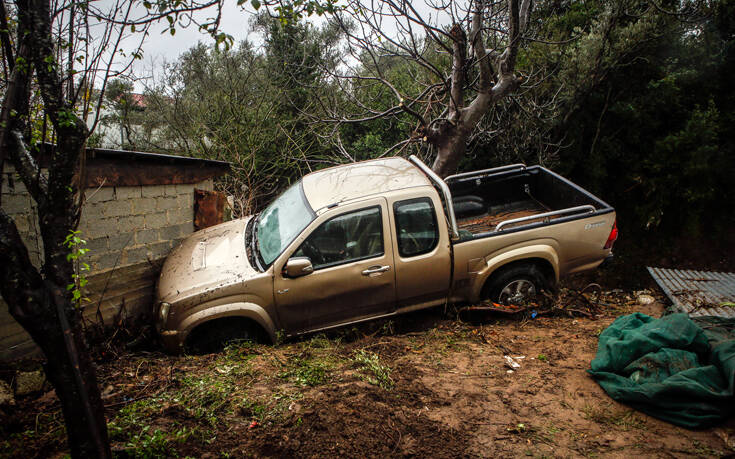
300,240,325,265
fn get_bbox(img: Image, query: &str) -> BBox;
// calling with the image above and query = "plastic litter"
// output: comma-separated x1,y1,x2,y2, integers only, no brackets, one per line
504,355,524,370
637,294,655,305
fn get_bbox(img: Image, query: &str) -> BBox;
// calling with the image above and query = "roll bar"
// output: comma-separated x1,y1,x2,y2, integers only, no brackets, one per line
445,163,526,183
408,155,460,241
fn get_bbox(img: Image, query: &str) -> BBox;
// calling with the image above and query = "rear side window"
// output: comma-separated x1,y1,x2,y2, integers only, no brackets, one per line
393,198,439,257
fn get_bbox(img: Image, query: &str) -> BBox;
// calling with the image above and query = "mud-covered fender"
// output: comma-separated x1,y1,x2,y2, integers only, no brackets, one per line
471,243,560,302
179,302,277,344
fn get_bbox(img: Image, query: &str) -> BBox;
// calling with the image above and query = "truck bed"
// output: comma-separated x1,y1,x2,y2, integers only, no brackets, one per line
448,165,610,238
457,199,551,234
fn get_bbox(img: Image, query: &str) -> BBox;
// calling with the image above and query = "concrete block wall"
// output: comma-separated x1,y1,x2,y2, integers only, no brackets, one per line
1,170,44,269
1,163,215,362
79,178,213,272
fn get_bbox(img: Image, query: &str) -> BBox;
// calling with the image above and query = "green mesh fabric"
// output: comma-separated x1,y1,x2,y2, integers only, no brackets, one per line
588,313,735,428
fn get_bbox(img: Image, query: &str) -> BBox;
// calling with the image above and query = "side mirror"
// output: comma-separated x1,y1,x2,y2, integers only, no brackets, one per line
283,257,314,278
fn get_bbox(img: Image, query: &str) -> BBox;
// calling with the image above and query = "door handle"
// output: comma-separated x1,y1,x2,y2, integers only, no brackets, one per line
362,265,391,276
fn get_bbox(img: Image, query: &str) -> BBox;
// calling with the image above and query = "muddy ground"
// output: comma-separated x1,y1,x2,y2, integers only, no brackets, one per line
1,286,734,458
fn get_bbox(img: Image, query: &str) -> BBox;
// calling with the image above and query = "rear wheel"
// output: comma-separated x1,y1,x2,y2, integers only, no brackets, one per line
186,318,260,354
483,265,547,306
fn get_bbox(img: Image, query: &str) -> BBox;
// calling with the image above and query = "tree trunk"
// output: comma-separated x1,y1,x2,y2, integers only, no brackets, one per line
431,129,468,178
0,211,111,458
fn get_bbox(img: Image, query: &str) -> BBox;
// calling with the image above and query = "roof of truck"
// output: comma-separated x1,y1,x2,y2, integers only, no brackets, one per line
302,157,432,211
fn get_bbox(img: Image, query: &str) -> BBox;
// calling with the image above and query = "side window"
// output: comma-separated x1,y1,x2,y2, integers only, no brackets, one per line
394,198,439,257
292,206,384,269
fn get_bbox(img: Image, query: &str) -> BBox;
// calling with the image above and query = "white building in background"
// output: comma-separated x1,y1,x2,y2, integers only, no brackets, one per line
85,93,150,150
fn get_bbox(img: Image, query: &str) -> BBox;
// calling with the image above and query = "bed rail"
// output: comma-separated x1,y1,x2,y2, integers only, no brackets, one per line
494,205,596,232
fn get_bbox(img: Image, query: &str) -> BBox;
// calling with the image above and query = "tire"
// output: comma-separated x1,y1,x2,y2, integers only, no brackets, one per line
186,319,258,354
483,264,547,306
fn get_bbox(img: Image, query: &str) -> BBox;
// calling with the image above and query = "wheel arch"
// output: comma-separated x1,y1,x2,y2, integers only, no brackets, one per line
179,302,277,347
471,245,559,303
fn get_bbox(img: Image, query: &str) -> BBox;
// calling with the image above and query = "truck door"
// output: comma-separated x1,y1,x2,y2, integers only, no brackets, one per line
391,196,451,309
274,198,396,333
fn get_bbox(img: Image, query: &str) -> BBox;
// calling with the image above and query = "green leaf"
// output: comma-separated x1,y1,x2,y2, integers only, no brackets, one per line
251,0,260,9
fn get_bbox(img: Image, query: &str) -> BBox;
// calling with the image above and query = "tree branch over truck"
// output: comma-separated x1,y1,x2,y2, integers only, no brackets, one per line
327,0,533,177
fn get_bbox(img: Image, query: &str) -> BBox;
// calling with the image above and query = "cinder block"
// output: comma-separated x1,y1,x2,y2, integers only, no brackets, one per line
175,184,193,195
166,207,192,225
1,173,26,194
125,241,171,265
135,228,159,245
117,215,145,233
197,179,214,191
132,198,156,215
115,186,142,200
178,221,195,236
156,196,179,211
145,212,167,229
80,203,105,226
142,185,166,198
158,225,182,242
84,236,109,254
103,200,133,218
85,187,116,204
2,193,30,215
163,185,178,197
146,241,172,260
96,253,122,271
86,218,120,239
107,232,135,252
178,192,194,209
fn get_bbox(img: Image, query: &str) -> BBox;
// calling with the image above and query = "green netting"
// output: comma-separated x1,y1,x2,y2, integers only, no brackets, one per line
588,312,735,428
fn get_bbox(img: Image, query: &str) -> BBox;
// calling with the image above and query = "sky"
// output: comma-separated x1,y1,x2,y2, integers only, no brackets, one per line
93,0,450,92
95,0,264,91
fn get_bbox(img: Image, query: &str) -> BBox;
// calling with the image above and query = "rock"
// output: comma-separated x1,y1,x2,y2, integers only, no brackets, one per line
0,380,15,406
15,370,45,397
637,294,655,305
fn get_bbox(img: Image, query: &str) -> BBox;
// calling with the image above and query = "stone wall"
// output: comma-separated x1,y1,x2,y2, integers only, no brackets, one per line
0,164,215,362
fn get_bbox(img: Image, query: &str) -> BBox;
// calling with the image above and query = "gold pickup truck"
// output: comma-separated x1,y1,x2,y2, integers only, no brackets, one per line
155,156,617,352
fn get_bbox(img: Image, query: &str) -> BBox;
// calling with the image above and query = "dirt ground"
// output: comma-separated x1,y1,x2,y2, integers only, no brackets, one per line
1,288,734,458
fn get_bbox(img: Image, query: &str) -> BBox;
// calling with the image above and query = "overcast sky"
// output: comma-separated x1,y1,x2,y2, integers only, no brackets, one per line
100,0,263,91
96,0,449,92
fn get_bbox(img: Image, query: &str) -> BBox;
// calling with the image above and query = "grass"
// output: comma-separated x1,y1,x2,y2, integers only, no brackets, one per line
278,355,332,386
107,341,263,455
352,349,394,390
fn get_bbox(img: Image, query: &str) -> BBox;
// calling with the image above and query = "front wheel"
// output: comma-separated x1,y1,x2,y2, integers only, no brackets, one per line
185,319,259,354
483,265,547,306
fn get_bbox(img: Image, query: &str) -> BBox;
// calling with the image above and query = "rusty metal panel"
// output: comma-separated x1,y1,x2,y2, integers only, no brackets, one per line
86,160,228,188
194,189,227,231
647,267,735,318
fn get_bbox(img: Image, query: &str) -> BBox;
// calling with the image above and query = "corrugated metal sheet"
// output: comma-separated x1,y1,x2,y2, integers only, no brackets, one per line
647,267,735,318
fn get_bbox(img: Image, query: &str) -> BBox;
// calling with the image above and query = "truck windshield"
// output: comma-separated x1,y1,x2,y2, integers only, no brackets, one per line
256,181,315,267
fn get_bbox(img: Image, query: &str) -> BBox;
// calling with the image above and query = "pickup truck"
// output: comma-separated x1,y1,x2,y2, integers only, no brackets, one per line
155,156,617,352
